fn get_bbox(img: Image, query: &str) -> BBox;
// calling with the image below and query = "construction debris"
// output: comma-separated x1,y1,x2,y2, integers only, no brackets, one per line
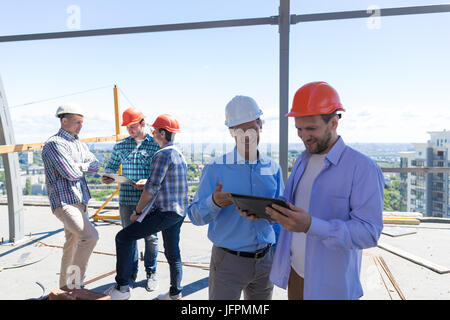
49,288,110,300
383,217,420,225
383,211,422,225
378,242,450,274
375,256,406,300
382,226,417,237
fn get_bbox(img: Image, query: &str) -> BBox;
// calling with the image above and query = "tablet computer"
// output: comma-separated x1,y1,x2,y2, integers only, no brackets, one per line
229,193,289,220
101,173,136,184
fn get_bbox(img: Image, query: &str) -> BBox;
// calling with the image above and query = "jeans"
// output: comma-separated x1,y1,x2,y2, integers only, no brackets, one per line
120,205,158,276
115,210,185,296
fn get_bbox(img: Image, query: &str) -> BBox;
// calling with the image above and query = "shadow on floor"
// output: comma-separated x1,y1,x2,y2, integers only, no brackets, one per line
0,228,64,258
89,276,210,299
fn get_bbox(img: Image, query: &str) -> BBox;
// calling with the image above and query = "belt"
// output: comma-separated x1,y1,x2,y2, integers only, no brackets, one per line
219,244,272,259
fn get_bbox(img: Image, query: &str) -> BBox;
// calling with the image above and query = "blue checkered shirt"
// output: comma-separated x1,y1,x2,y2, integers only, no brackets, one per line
144,142,188,217
42,128,99,212
104,134,160,206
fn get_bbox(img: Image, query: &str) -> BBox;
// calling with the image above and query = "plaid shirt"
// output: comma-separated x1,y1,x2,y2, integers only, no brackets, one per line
42,128,99,212
144,142,188,217
105,135,159,206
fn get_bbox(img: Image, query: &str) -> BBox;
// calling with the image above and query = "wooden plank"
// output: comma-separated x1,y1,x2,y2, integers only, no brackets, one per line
371,256,394,300
377,256,406,300
49,288,110,300
0,133,129,154
83,270,116,286
378,242,450,274
383,217,420,225
382,226,417,237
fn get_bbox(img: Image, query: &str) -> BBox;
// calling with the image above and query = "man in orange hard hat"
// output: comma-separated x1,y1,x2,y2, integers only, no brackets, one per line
102,107,160,292
266,82,385,299
105,114,188,300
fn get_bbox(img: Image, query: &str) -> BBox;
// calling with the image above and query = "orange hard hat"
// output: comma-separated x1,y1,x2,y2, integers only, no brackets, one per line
121,107,146,126
151,114,181,133
286,81,345,117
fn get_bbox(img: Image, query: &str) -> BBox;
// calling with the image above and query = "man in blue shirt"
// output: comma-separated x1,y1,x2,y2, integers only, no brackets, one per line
188,96,284,300
266,82,384,300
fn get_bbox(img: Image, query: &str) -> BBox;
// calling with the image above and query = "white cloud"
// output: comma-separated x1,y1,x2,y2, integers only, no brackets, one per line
338,104,450,143
7,97,450,146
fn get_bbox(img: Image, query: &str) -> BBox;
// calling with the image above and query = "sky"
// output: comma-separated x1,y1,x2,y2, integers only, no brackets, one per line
0,0,449,148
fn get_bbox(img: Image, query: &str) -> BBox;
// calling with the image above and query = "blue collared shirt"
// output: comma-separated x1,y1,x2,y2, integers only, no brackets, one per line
187,148,284,252
270,137,384,300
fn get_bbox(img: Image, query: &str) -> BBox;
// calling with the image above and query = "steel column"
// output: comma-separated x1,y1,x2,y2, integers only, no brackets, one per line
279,0,290,182
0,75,24,243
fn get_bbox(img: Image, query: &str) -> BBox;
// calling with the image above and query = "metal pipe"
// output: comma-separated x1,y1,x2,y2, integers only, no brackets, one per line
381,167,450,174
279,0,290,183
0,17,278,43
291,4,450,24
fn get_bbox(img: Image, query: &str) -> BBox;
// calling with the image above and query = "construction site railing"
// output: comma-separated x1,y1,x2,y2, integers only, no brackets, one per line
1,1,450,243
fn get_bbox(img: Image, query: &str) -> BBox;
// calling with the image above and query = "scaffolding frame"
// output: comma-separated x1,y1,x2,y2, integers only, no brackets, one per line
91,85,123,222
1,1,450,242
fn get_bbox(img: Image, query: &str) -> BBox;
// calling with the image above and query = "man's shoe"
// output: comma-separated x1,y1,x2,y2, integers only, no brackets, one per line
145,273,159,292
155,292,182,300
104,285,131,300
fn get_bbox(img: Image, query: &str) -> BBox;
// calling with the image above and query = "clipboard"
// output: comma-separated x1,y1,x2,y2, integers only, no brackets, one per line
101,173,136,184
229,193,289,220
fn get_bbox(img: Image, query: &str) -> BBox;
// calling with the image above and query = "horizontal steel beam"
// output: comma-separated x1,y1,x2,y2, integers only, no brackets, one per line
291,4,450,24
2,4,449,43
0,16,278,43
382,167,450,174
0,133,129,154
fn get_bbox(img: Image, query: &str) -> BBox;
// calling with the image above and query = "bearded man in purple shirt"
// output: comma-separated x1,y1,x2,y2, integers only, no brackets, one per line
266,82,385,300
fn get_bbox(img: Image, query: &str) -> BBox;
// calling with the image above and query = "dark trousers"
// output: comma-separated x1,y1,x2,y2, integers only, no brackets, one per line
115,210,185,295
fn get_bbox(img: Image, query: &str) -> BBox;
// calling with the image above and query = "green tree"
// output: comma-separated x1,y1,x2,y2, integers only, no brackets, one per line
187,163,200,181
90,189,116,201
383,176,405,211
24,178,32,195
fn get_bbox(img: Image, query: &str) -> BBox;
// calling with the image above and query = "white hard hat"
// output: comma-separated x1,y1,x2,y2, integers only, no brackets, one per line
224,95,263,127
55,103,85,118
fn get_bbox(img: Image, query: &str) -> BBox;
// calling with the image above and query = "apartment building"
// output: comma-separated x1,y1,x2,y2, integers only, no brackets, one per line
399,130,450,218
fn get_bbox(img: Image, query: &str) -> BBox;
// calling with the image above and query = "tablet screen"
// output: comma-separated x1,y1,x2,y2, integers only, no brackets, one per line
230,193,288,220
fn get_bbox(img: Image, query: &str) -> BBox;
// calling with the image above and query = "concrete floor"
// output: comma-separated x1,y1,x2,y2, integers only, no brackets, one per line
1,204,449,300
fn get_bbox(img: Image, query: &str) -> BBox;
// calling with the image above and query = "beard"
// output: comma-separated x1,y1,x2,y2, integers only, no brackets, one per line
304,127,332,154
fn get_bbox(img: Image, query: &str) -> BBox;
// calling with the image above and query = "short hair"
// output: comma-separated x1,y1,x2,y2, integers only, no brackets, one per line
320,111,341,124
159,128,174,142
58,113,74,121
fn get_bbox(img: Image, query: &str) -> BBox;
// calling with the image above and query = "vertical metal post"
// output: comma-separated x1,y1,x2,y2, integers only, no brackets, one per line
0,74,24,243
279,0,290,182
426,147,433,217
113,85,122,138
113,85,122,175
92,85,122,221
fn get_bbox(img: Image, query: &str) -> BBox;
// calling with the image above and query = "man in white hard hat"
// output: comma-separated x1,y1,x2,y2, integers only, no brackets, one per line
187,96,284,300
42,103,100,289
